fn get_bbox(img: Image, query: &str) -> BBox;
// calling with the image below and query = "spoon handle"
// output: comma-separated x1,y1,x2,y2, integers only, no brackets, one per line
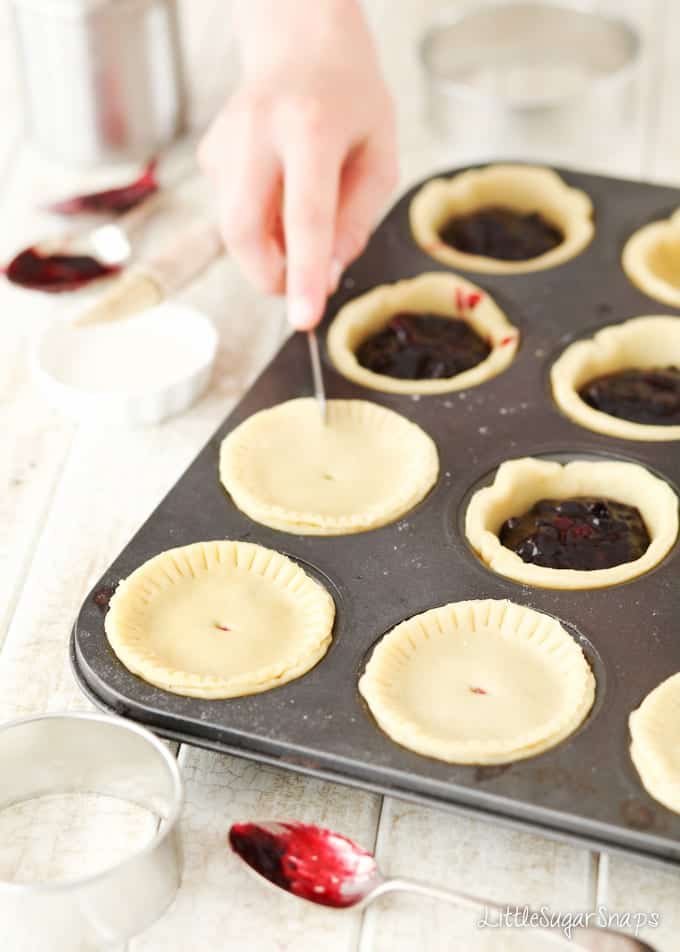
376,876,506,915
375,880,650,951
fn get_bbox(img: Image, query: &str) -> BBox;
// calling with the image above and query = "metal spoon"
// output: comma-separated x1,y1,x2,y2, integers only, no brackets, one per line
229,821,657,951
4,194,163,293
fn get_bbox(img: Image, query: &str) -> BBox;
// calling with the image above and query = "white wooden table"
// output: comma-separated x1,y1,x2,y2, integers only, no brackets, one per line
2,1,680,949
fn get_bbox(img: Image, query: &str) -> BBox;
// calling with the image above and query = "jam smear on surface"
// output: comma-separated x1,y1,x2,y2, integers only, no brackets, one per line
499,497,650,570
46,158,158,215
93,585,116,613
439,206,563,261
229,822,375,909
579,367,680,426
5,248,120,292
356,312,490,380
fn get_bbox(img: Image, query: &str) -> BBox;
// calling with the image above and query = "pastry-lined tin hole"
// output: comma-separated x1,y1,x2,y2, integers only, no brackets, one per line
408,165,595,275
354,609,606,763
622,207,680,308
540,317,618,401
325,272,520,396
452,450,680,587
547,316,680,440
641,236,680,289
615,720,674,832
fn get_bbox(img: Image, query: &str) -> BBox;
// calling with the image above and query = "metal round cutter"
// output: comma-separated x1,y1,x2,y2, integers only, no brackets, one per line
421,1,641,160
0,712,183,950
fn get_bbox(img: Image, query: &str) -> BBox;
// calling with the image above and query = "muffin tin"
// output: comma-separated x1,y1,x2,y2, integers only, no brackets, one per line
71,164,680,869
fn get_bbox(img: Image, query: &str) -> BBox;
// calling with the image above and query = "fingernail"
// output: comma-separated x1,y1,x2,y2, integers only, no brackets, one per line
288,296,316,330
327,258,344,295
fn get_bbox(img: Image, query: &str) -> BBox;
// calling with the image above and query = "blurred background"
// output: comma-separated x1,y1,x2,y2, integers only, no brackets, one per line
1,0,676,185
1,0,675,421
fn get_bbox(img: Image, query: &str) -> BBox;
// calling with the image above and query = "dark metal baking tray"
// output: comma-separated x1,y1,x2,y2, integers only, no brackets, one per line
71,164,680,870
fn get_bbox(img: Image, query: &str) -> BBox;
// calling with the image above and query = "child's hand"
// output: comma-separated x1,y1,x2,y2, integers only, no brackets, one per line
198,0,398,330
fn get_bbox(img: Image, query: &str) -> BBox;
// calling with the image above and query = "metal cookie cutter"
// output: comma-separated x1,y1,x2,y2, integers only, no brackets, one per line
0,712,183,951
421,1,641,159
10,0,186,164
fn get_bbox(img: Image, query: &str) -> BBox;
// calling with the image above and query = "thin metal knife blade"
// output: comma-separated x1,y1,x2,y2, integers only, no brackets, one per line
307,330,327,423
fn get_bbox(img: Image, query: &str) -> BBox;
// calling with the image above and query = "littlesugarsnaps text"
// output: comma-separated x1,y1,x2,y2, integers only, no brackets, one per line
477,905,660,939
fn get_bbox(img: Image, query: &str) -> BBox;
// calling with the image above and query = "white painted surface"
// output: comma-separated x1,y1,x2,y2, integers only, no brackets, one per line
0,1,678,949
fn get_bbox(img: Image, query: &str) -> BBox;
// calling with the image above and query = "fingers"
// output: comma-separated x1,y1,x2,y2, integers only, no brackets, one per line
197,95,399,318
331,136,399,288
198,109,286,295
282,134,342,330
218,161,286,295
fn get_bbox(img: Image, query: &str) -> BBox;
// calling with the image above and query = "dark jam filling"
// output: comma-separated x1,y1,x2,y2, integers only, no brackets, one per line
499,497,650,570
579,367,680,426
46,158,158,215
439,206,563,261
356,312,491,380
5,248,120,292
229,822,372,909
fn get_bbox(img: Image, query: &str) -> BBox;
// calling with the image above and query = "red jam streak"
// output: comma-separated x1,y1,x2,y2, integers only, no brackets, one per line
455,287,483,312
215,624,231,632
470,686,488,695
93,585,116,613
499,335,516,347
46,158,158,215
229,822,376,908
4,248,120,293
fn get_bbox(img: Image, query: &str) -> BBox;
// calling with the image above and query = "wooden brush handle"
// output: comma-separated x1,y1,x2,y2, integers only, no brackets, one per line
144,218,223,295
